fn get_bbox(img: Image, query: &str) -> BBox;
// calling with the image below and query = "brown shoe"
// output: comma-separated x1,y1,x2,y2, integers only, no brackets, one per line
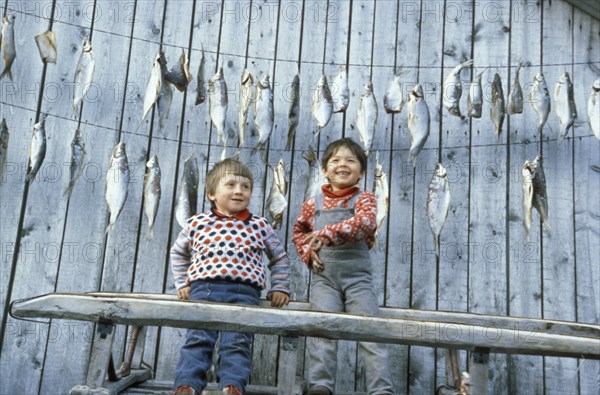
173,385,198,395
306,386,332,395
222,385,242,395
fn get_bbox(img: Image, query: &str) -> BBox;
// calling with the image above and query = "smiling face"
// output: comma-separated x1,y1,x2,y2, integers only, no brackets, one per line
322,146,365,191
207,174,252,216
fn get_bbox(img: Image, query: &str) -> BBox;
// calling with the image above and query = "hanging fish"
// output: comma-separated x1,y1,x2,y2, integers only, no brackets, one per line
302,145,321,201
286,73,300,151
252,74,274,158
442,59,473,117
372,153,389,245
588,78,600,140
64,127,86,198
332,65,349,113
0,15,16,81
490,73,505,140
506,62,523,115
195,44,206,105
530,72,551,134
531,155,550,234
312,74,333,135
427,163,451,258
105,142,129,234
175,156,199,228
25,115,47,184
72,40,95,113
554,71,577,143
156,52,173,129
274,158,287,195
522,159,535,241
34,30,57,64
209,67,228,146
384,67,405,114
407,84,430,166
165,49,192,92
140,52,164,127
266,160,288,229
467,68,487,118
144,155,161,239
0,118,9,182
356,81,378,156
237,69,254,153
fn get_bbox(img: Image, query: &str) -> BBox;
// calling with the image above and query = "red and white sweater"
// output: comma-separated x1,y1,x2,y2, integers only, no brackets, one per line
171,208,290,295
292,185,378,266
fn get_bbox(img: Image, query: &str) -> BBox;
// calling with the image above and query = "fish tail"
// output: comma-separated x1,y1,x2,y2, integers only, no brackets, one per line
285,134,294,151
0,67,12,81
434,235,440,258
105,221,115,234
251,142,264,157
25,170,36,183
147,225,154,240
542,219,552,235
63,183,74,198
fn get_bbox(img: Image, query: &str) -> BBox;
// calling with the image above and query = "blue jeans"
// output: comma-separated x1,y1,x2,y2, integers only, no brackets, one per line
173,280,260,393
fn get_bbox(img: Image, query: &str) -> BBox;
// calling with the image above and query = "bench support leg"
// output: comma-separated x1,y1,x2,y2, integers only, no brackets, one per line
277,336,300,395
469,347,490,395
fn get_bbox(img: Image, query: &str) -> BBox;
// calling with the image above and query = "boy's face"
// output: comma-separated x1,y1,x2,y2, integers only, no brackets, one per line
322,146,364,191
208,173,252,216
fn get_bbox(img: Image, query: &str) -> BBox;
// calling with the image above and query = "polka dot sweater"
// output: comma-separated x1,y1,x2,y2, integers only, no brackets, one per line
292,185,378,266
171,209,290,295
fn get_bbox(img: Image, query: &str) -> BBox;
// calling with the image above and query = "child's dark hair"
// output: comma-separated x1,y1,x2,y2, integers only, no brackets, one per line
206,159,254,206
321,137,367,172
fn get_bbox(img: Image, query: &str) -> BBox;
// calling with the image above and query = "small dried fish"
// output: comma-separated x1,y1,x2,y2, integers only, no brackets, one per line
266,160,288,229
238,69,254,153
64,127,86,198
105,142,129,234
302,145,321,201
165,49,192,92
0,118,9,182
554,71,577,143
531,155,550,234
427,163,451,258
490,73,505,140
156,52,173,129
34,30,57,64
588,78,600,140
140,52,164,127
356,81,378,156
407,84,430,166
25,115,47,184
522,160,534,241
331,66,349,113
384,67,405,114
175,156,199,228
252,74,274,157
144,155,161,239
506,62,523,115
286,73,300,151
0,15,16,81
312,74,333,134
443,59,473,117
274,158,287,195
373,153,389,244
72,40,95,113
467,68,487,118
209,67,228,145
530,72,551,134
195,45,206,105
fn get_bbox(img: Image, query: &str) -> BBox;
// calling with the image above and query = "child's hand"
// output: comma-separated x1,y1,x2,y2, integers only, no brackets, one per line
303,234,323,251
309,249,324,273
177,286,190,300
267,291,290,307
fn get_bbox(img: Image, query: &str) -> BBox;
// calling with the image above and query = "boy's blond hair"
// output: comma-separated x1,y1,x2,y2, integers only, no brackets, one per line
206,159,254,207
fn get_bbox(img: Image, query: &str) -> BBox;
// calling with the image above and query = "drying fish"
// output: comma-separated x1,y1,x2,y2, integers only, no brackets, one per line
442,59,473,117
156,52,173,129
332,66,349,113
531,155,550,234
407,84,430,166
530,72,551,134
372,153,389,244
140,52,164,127
490,73,505,140
175,156,199,228
165,49,192,92
312,74,333,134
237,69,253,153
195,44,206,105
252,74,274,158
144,155,161,239
209,67,228,145
0,15,16,81
286,73,300,151
384,67,405,114
25,115,47,183
34,30,57,64
522,160,535,241
506,62,523,115
427,163,451,258
554,71,577,142
72,40,95,113
0,118,9,182
588,78,600,140
64,127,86,198
356,81,378,156
302,145,321,201
105,142,129,234
467,68,487,118
266,160,288,229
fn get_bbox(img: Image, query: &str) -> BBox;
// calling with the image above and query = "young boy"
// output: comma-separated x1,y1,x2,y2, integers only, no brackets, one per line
171,158,290,395
293,138,395,395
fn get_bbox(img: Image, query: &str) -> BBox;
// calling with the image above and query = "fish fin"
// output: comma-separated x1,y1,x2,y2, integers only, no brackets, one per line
542,220,552,235
105,221,115,234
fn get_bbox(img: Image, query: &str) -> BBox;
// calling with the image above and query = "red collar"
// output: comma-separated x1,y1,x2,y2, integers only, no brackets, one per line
212,208,252,221
321,184,360,199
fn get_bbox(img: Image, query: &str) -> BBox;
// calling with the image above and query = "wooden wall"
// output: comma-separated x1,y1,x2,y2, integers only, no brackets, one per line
0,1,598,394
